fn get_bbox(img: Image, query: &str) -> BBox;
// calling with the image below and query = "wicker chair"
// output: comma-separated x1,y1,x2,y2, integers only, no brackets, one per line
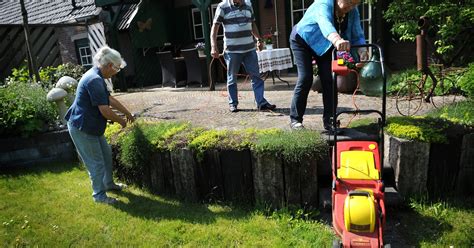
181,48,207,87
157,51,177,88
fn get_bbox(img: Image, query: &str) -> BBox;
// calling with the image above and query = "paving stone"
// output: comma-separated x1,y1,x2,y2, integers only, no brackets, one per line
114,75,445,131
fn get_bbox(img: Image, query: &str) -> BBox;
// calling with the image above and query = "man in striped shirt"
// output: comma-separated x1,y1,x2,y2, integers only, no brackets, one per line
211,0,276,112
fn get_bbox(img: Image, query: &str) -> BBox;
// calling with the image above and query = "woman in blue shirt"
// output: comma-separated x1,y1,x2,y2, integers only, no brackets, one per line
289,0,368,131
66,46,135,204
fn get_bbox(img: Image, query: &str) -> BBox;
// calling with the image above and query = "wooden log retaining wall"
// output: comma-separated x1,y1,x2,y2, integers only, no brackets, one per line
114,133,473,206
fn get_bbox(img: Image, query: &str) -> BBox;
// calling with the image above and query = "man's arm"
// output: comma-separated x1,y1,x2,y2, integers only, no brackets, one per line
251,22,263,50
210,23,221,58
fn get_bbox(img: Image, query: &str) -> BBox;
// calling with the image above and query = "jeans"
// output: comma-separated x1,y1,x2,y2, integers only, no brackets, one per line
289,34,336,127
67,122,115,201
224,50,268,107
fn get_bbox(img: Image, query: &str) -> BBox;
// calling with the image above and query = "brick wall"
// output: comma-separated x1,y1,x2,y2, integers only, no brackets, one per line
257,2,288,49
56,26,87,64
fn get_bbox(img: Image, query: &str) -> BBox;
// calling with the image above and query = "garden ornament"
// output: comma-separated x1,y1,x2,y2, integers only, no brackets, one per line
46,88,68,125
55,76,78,102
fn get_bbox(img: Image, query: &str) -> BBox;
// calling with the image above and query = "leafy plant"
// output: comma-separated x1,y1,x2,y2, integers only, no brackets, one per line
427,100,474,126
4,63,85,90
0,82,57,138
383,0,474,66
253,129,328,163
458,63,474,99
386,116,450,143
262,34,273,44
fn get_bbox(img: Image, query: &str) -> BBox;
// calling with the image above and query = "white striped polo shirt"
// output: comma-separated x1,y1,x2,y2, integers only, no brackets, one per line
213,0,256,53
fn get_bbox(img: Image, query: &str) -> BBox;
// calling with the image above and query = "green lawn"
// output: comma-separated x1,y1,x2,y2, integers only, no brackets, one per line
1,163,473,247
0,163,333,247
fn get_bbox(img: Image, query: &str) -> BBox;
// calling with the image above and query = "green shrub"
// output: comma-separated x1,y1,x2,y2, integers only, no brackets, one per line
0,82,57,138
4,63,85,90
188,128,281,161
253,129,328,163
386,116,449,143
458,63,474,99
427,100,474,126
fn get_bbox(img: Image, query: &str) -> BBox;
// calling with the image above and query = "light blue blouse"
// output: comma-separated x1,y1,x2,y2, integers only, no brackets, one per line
295,0,366,56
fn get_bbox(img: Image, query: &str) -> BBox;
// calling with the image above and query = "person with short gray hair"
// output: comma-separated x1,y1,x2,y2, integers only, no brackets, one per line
65,45,134,204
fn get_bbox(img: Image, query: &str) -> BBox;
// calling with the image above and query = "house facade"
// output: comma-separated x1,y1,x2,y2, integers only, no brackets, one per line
0,0,416,89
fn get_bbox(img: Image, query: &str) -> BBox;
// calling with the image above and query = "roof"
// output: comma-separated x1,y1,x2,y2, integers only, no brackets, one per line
0,0,101,25
117,3,140,30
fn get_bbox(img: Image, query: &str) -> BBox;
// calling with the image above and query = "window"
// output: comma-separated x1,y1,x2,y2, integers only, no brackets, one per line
358,2,372,43
290,0,373,43
192,4,223,41
290,0,312,27
75,38,92,68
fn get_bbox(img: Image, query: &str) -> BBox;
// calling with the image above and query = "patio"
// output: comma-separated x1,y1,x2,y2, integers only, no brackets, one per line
114,74,440,131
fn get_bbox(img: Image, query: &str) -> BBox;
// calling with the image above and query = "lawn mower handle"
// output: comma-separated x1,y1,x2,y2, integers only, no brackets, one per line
331,44,388,180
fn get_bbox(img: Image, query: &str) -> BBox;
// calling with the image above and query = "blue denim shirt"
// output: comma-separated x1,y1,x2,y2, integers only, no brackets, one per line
294,0,366,56
65,67,110,136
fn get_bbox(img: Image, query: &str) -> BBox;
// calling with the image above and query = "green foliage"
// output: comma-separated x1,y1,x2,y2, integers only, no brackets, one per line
188,128,277,161
383,0,474,65
4,63,85,90
399,197,474,247
0,82,57,138
389,68,421,94
104,122,124,143
347,118,380,135
386,116,449,143
427,100,474,126
118,124,153,169
253,129,328,163
458,63,474,98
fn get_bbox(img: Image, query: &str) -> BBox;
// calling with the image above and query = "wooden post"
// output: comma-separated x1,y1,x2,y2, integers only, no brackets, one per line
20,0,41,82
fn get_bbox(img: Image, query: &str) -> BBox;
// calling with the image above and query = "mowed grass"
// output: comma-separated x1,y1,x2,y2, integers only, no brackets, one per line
0,163,333,247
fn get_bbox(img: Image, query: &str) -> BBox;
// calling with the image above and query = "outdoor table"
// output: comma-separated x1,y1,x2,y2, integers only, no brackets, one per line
256,48,293,86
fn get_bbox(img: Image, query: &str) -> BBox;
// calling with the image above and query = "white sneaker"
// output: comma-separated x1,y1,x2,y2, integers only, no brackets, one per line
290,122,304,130
106,183,127,191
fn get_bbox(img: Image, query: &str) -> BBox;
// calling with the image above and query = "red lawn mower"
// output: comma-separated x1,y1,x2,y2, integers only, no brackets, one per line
330,44,390,248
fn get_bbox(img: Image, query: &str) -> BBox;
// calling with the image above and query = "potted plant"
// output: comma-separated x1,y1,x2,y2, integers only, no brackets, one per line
262,34,273,50
336,51,358,93
195,42,205,56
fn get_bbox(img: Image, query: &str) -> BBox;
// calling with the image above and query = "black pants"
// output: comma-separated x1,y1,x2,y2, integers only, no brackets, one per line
289,33,336,128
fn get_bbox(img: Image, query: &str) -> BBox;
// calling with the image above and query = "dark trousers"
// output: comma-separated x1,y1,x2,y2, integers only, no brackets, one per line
289,34,336,128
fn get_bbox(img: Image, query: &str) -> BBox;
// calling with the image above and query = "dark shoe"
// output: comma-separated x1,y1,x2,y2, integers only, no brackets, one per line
94,197,118,205
290,121,304,130
258,103,276,111
229,105,238,112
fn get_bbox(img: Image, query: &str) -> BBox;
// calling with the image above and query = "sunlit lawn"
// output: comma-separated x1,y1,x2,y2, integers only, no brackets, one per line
1,163,473,247
0,163,333,247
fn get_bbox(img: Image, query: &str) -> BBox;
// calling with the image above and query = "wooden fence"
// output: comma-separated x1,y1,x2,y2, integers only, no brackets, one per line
0,26,61,80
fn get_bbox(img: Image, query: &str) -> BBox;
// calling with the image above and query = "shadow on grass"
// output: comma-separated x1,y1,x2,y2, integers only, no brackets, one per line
386,205,452,246
0,162,82,177
111,190,251,224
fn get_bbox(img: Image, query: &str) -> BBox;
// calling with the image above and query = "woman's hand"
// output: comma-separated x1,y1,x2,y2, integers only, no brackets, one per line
126,113,135,123
335,39,351,51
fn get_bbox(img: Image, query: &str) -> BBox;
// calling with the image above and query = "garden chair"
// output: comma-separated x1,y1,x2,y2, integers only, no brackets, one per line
181,48,207,87
157,51,178,88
